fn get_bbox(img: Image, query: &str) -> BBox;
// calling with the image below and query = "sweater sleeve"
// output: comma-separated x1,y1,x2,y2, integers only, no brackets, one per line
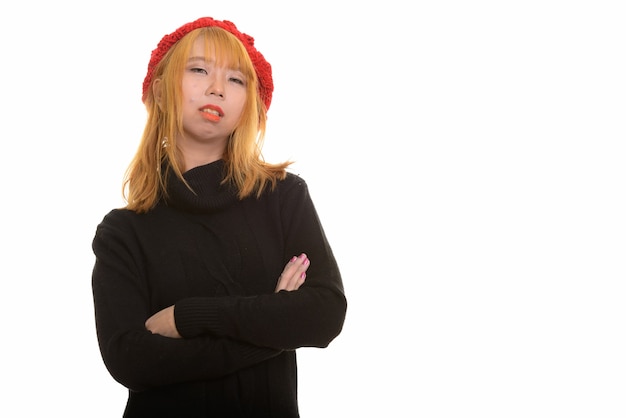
174,175,347,350
92,211,282,392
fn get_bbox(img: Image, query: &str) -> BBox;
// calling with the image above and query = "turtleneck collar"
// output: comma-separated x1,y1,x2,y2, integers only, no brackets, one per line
163,159,239,213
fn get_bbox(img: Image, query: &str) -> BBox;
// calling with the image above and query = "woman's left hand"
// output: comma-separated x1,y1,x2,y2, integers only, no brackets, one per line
275,253,309,292
145,305,182,338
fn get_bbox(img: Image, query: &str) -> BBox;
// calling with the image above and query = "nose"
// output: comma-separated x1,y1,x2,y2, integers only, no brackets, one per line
206,71,224,98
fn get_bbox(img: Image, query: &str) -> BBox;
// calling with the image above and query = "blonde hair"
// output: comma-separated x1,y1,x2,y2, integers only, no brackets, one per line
123,26,291,213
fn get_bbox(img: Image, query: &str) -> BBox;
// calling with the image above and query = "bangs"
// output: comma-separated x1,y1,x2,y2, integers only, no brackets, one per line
198,27,256,80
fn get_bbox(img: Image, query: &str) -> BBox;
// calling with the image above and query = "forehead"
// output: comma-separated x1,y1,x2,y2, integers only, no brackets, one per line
189,36,210,54
186,33,246,70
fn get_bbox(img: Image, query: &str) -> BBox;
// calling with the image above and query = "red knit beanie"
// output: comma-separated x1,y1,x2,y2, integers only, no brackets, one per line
142,17,273,110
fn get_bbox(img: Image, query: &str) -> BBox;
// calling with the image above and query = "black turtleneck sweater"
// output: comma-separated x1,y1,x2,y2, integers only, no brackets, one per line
91,160,347,418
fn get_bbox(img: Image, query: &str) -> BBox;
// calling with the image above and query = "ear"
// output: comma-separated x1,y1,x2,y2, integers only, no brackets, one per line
152,78,163,109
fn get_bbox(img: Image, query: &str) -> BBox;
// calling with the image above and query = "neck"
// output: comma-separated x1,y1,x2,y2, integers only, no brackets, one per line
178,136,227,172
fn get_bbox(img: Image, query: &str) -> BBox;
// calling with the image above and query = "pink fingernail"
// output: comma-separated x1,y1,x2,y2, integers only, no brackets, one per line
300,272,306,280
290,256,297,262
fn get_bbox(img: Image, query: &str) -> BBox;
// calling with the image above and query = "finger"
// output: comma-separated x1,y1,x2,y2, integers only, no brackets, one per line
294,270,306,290
287,254,309,290
275,254,309,292
275,256,296,292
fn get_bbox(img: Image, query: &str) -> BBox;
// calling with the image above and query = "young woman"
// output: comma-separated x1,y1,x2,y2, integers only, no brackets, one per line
91,17,347,417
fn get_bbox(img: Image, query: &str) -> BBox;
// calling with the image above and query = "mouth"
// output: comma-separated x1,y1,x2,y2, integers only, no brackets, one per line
201,108,222,116
200,105,224,122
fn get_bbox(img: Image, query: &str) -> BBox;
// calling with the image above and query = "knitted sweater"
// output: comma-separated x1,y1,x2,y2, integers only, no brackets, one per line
91,160,347,417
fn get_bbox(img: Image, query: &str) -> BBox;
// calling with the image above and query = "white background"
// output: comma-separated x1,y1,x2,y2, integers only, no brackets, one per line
1,1,624,417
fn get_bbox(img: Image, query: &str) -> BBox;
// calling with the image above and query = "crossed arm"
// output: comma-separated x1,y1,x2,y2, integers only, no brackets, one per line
145,253,310,338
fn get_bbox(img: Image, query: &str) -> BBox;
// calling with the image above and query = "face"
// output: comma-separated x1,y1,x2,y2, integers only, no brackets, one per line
177,37,248,151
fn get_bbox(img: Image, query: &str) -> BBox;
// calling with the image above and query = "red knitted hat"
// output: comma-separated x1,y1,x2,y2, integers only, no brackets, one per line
142,17,273,110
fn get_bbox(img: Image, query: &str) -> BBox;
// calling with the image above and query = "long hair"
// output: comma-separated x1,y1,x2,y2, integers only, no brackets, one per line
123,26,291,213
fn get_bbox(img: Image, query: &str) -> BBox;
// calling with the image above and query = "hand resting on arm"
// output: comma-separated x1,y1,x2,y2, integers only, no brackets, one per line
145,253,310,338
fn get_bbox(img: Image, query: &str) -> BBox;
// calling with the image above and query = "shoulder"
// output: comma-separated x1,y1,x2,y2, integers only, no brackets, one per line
95,207,165,239
270,171,310,199
93,208,137,242
97,204,180,229
280,171,309,191
249,171,312,208
93,206,174,254
98,208,138,228
269,171,317,210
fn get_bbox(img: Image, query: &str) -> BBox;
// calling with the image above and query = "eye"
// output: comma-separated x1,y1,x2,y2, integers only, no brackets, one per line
189,67,208,75
229,76,245,85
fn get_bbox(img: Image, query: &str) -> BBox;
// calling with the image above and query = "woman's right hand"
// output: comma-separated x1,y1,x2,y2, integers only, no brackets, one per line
275,253,309,292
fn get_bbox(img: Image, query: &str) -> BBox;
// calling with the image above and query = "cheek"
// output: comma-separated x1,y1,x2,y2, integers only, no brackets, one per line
233,91,247,113
182,80,201,103
185,91,201,104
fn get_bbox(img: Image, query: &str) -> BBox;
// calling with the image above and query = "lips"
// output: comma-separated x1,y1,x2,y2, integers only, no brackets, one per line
200,104,224,122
